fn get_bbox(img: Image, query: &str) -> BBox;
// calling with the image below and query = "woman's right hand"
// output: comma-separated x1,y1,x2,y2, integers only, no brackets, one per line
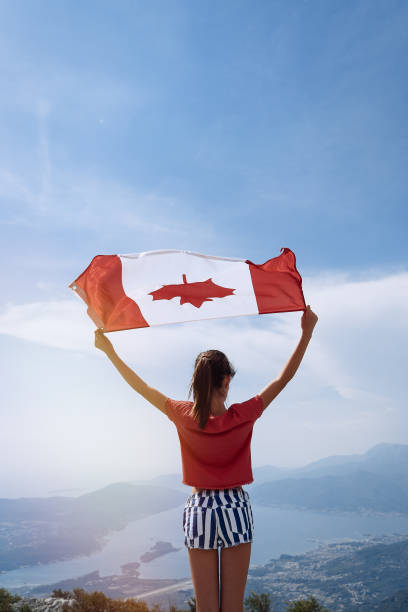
301,305,318,335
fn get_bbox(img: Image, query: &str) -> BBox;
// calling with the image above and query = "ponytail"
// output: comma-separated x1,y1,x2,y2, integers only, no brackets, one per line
189,358,212,429
188,350,236,430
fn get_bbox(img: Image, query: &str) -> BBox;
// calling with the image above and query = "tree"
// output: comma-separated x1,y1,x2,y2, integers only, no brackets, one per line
285,595,330,611
244,591,272,612
52,589,74,600
186,596,196,611
0,588,22,612
61,588,150,612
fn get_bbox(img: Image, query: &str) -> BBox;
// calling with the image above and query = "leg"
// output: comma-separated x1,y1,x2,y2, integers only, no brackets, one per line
220,542,251,612
188,547,220,612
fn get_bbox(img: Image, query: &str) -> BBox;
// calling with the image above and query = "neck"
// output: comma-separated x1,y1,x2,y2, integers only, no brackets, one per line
210,394,226,415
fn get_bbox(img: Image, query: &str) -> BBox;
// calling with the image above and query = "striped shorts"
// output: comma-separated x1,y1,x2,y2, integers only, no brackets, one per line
183,487,254,549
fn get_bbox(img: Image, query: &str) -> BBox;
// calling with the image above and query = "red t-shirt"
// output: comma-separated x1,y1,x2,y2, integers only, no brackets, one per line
165,395,265,489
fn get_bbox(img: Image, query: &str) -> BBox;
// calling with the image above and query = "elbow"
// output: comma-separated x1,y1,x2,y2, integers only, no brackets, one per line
276,376,290,390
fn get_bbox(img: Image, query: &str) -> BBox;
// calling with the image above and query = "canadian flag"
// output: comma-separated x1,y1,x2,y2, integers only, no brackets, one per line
68,248,306,332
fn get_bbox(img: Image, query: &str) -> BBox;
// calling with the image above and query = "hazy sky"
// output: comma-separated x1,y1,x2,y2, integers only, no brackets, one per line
1,0,407,498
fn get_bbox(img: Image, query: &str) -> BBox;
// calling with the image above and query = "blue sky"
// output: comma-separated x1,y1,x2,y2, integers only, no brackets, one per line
0,0,407,498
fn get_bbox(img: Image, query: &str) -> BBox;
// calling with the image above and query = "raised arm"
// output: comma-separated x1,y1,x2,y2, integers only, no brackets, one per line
259,305,318,409
94,329,167,414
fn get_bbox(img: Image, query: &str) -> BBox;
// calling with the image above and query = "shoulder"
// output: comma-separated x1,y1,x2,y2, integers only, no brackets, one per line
165,397,194,423
230,395,265,422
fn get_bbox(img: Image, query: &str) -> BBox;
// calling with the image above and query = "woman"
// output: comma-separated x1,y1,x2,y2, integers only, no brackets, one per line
94,305,318,612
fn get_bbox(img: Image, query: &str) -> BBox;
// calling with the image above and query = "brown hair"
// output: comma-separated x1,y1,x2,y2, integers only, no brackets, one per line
188,350,236,429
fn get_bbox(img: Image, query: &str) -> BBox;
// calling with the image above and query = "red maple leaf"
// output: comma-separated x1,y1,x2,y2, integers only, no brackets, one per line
148,274,235,308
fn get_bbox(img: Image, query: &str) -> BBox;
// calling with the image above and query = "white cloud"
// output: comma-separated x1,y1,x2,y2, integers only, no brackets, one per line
0,298,91,352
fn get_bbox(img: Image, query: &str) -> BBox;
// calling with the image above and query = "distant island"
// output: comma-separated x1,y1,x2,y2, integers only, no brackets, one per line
140,541,181,562
120,561,141,576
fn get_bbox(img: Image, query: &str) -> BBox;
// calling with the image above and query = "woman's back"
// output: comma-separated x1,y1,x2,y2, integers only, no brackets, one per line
166,394,265,489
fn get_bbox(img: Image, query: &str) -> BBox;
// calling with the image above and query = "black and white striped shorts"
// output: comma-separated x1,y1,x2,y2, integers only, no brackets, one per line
183,487,254,549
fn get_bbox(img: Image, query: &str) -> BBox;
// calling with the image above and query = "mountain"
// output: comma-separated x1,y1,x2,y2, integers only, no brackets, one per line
253,443,408,481
291,443,408,479
250,443,408,513
251,469,408,513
